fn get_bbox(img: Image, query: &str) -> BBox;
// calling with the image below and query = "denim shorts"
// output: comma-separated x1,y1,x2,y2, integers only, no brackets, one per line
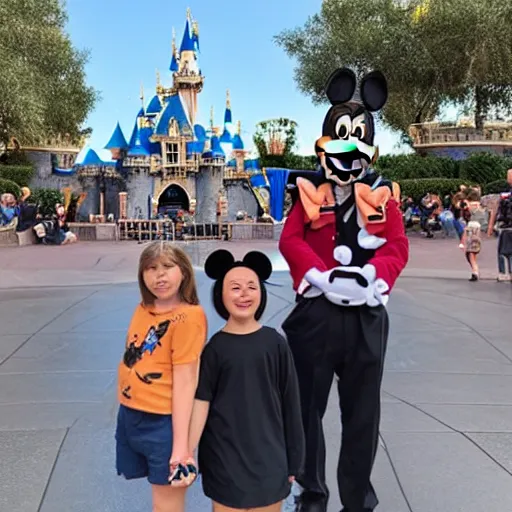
115,404,173,485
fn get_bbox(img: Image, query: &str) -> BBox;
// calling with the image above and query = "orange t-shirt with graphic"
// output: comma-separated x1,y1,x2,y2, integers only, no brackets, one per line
117,303,207,415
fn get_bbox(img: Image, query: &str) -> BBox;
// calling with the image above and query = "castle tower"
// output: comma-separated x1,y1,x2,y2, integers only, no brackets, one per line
232,121,246,174
196,106,225,223
105,122,129,160
219,90,235,158
172,8,204,125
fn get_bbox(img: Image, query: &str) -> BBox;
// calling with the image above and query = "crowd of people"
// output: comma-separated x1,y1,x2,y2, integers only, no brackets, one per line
0,188,77,245
401,172,512,281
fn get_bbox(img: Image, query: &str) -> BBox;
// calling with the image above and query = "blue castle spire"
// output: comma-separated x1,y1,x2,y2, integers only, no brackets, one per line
224,89,232,124
232,121,244,150
104,122,128,150
180,17,195,53
170,27,179,72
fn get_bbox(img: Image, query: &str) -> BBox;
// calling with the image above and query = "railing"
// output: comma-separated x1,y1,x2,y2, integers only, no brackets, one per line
409,122,512,146
224,168,251,180
116,220,284,242
230,222,276,240
117,219,231,242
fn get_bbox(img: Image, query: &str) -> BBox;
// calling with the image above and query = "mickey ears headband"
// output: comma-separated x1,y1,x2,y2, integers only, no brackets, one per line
325,67,388,112
204,249,273,282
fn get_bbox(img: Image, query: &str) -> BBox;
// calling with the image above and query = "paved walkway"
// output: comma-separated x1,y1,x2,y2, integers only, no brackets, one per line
0,238,511,512
0,235,504,289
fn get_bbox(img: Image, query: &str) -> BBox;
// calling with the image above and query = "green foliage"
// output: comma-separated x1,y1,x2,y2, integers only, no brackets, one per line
375,154,459,180
274,0,512,137
0,0,99,147
376,151,512,186
253,117,317,170
483,179,510,194
30,188,64,217
0,178,21,198
260,153,317,170
458,152,512,184
398,178,471,202
0,165,34,187
254,118,298,157
1,150,32,166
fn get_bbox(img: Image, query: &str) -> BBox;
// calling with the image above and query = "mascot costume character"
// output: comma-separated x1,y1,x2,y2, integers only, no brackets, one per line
279,68,409,512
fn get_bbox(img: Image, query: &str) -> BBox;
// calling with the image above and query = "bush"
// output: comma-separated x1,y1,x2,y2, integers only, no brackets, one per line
30,188,64,217
0,178,22,198
398,178,472,202
0,150,32,166
0,165,34,187
458,152,510,184
375,154,459,180
483,179,510,195
259,153,317,170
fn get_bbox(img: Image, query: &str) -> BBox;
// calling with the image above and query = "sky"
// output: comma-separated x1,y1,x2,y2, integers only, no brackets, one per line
65,0,411,158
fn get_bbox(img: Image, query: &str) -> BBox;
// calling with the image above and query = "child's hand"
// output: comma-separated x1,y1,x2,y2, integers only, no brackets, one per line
168,456,197,487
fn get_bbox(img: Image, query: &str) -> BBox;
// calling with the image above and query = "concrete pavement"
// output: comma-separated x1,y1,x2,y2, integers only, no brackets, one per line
0,235,506,289
0,239,511,512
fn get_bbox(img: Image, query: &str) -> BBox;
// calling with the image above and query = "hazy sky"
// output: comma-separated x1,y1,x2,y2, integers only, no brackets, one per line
66,0,409,157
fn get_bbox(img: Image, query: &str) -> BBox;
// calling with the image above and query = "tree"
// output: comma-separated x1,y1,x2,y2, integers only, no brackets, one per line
253,118,317,170
253,118,298,157
0,0,98,148
274,0,512,136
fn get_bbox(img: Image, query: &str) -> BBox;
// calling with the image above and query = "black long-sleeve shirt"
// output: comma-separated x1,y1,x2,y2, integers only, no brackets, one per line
195,326,305,509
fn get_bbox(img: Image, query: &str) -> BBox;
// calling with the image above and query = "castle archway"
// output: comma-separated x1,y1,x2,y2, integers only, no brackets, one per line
157,183,190,217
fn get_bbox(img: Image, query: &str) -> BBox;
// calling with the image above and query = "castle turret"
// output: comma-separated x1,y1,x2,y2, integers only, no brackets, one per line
172,9,204,125
219,90,235,158
232,121,246,174
195,105,225,223
169,28,179,73
105,122,129,160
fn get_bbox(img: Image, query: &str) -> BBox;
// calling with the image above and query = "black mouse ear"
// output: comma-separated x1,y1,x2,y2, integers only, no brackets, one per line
242,251,272,282
360,70,388,112
324,68,357,105
204,249,235,280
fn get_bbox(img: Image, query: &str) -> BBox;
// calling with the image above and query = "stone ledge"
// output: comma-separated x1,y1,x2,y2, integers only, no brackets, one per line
67,223,117,241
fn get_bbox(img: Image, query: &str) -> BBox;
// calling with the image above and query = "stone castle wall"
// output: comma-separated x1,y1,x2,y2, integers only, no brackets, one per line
124,169,153,219
27,151,80,192
195,164,223,223
225,180,259,221
24,152,260,223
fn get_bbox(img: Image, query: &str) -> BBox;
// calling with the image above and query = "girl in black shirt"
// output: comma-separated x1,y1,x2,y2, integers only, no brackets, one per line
189,249,305,511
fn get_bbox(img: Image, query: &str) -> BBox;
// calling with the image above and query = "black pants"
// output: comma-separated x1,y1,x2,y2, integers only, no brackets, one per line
282,296,389,512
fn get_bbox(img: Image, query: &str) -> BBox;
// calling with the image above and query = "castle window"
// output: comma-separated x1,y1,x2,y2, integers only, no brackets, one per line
166,142,179,165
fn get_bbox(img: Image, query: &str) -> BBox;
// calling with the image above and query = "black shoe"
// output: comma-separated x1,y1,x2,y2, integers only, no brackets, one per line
297,502,327,512
296,494,327,512
469,273,479,281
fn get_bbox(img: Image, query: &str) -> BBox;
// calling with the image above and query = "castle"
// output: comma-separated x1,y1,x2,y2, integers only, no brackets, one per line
31,9,267,224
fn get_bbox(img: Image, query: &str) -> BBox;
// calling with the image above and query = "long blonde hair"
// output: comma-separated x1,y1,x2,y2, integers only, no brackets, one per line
138,242,199,306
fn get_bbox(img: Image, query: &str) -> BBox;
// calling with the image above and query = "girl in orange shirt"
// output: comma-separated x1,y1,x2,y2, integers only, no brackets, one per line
116,241,207,512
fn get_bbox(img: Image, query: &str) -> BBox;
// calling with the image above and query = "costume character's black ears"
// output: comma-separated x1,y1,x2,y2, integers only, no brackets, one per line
325,67,388,112
204,249,272,321
204,249,272,282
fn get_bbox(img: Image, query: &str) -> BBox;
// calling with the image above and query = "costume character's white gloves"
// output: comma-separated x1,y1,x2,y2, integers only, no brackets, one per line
304,246,389,307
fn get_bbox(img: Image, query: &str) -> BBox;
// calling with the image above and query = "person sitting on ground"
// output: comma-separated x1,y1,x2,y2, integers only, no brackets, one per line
0,193,19,226
402,197,415,229
419,193,437,238
55,203,77,245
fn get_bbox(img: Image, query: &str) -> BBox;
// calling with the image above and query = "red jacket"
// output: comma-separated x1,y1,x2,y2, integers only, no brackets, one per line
279,198,409,293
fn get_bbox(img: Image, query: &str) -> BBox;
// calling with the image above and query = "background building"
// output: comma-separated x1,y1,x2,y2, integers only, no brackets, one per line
26,9,268,223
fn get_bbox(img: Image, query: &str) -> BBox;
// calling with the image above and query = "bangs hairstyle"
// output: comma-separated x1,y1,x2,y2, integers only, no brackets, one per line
138,241,199,306
204,249,272,321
